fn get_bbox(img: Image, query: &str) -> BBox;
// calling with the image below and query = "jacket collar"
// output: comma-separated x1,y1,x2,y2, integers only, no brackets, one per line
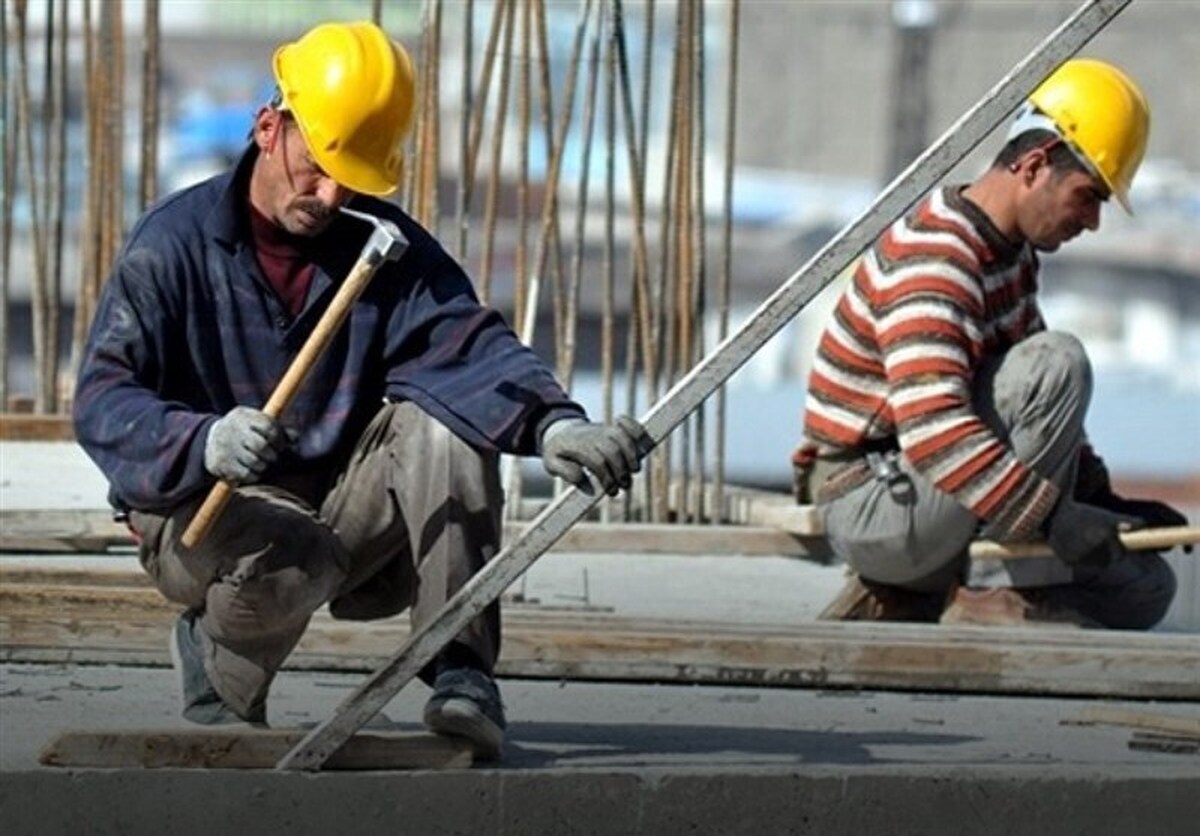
203,143,259,250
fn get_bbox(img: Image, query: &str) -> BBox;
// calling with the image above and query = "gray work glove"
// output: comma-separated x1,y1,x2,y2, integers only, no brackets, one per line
1045,499,1140,571
541,416,647,496
203,406,292,485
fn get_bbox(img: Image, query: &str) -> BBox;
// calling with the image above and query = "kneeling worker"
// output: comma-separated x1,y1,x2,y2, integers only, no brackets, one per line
74,21,646,758
793,58,1187,629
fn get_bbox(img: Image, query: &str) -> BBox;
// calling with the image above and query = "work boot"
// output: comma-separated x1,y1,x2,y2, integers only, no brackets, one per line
423,666,507,760
817,571,944,622
169,610,268,727
939,585,1101,628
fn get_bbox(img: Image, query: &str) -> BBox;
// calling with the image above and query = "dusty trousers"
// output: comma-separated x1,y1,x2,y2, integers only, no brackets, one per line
131,401,503,718
814,331,1175,628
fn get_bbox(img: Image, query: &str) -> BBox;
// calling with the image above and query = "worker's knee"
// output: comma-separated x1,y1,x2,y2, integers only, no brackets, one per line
195,489,350,640
1016,330,1092,401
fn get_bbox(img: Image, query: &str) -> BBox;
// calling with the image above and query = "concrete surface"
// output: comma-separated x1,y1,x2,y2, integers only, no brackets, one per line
2,661,1199,835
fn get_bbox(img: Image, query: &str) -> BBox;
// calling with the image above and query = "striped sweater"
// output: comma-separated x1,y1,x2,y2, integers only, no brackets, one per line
798,186,1059,540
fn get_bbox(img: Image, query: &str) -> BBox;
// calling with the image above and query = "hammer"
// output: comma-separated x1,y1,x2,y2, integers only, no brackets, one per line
180,207,407,549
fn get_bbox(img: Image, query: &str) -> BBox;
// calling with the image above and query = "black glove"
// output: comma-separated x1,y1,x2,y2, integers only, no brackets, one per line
204,406,292,485
1074,444,1191,553
1093,495,1188,529
541,416,647,496
1045,499,1140,571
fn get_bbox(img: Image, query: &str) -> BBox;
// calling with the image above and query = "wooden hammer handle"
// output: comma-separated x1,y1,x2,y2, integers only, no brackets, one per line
969,525,1200,561
180,255,385,550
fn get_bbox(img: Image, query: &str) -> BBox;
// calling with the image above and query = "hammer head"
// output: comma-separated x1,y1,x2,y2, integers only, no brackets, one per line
339,206,407,264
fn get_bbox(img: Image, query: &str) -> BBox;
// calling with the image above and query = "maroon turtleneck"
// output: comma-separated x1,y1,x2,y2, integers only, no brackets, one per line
247,202,316,317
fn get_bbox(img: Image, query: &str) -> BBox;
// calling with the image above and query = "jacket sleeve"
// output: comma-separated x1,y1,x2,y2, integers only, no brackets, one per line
382,236,585,455
72,244,216,510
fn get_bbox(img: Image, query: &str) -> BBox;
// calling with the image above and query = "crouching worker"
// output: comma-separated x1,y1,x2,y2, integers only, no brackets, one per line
792,59,1186,629
73,21,647,759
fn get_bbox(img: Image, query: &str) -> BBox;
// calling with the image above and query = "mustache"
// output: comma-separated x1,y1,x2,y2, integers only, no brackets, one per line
294,200,333,221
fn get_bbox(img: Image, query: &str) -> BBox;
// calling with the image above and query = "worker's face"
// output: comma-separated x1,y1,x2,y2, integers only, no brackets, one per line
250,108,352,237
1015,149,1106,252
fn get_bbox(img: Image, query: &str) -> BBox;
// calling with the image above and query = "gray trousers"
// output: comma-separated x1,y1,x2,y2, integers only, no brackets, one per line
131,401,504,717
816,331,1175,629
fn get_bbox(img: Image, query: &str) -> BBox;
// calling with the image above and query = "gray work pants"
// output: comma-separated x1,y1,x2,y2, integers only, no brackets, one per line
816,331,1175,628
131,401,503,717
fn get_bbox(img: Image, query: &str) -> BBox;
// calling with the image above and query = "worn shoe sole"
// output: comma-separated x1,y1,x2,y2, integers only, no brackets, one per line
424,697,505,759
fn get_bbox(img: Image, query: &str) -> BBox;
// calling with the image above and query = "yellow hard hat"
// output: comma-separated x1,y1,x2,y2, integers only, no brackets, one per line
273,21,416,196
1026,58,1150,213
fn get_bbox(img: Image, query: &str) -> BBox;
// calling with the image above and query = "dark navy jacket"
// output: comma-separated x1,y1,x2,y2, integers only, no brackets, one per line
73,147,585,512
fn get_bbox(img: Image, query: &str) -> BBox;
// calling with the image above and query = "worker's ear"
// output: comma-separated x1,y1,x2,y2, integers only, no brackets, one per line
1016,148,1051,186
252,107,281,154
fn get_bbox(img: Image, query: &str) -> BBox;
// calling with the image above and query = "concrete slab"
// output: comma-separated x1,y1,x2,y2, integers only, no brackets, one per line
2,662,1198,835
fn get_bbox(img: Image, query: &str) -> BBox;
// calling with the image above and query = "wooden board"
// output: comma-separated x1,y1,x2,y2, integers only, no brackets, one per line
0,510,133,553
2,572,1198,700
1076,706,1200,739
6,509,1195,564
0,414,75,441
38,728,472,770
0,508,830,559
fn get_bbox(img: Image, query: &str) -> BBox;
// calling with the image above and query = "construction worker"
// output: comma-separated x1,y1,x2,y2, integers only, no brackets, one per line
793,58,1187,628
73,21,646,759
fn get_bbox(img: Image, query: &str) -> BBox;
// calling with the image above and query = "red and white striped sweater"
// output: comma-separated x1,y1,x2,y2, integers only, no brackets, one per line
798,186,1060,540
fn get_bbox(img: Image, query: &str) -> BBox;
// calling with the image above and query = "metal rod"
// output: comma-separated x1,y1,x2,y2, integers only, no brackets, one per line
562,0,604,390
461,0,507,266
276,0,1132,772
601,4,620,522
0,0,11,406
478,0,516,301
691,0,708,523
455,0,474,259
48,0,70,411
138,0,160,211
532,0,566,359
713,0,741,522
14,0,49,411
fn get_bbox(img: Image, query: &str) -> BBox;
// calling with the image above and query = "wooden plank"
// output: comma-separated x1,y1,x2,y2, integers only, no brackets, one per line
0,414,75,441
538,520,829,558
1077,706,1200,739
9,506,1195,564
0,508,828,558
38,729,472,770
3,579,1197,700
1127,733,1200,756
0,561,154,588
0,510,132,553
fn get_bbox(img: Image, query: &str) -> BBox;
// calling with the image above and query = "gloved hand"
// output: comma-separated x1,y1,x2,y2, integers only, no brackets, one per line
1077,450,1191,552
1045,499,1140,570
541,416,647,496
204,406,292,485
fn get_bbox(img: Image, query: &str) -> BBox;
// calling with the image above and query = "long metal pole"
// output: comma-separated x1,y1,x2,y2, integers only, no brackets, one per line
0,0,10,406
713,0,741,523
277,0,1132,772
